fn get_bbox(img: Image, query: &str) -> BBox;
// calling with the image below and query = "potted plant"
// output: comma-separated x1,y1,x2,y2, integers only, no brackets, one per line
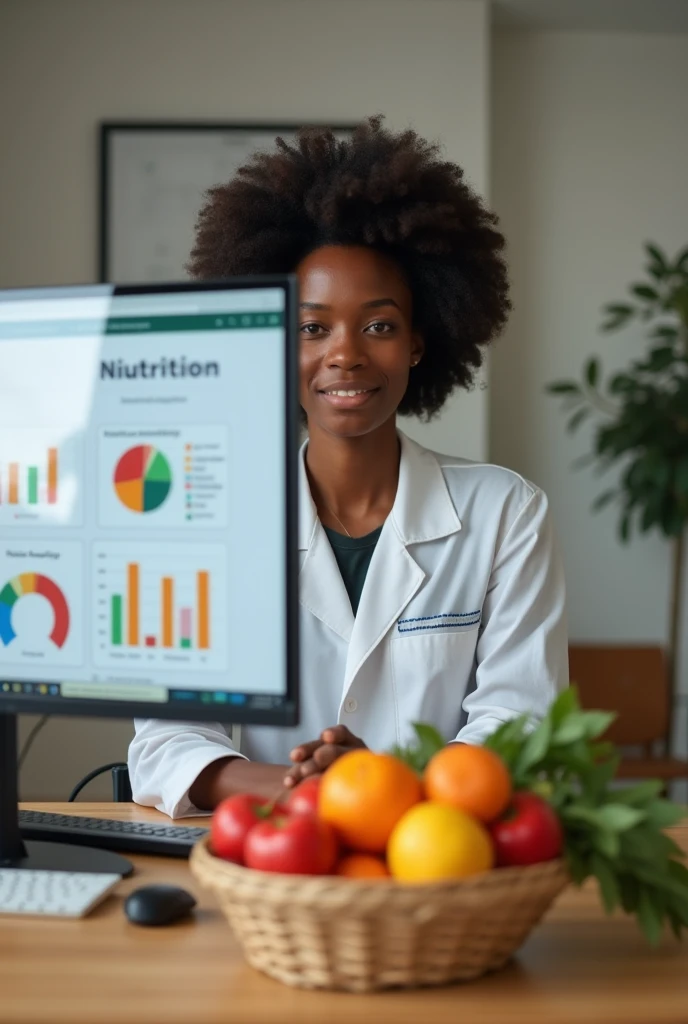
547,242,688,746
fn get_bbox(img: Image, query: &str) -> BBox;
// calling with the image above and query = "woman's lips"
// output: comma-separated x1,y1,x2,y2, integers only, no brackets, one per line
318,388,380,409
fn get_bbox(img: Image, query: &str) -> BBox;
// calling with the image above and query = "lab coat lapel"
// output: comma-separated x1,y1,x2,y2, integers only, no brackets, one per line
343,431,463,692
343,521,424,690
298,441,354,643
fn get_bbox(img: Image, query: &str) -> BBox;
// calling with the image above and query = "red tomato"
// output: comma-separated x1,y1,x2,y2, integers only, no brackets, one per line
286,777,321,816
489,791,564,867
211,794,287,864
244,813,339,875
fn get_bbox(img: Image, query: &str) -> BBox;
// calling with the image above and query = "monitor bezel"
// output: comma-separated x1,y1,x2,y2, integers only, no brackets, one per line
0,277,300,727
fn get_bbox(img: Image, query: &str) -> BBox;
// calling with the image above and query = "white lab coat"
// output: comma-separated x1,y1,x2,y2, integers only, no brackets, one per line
129,431,568,818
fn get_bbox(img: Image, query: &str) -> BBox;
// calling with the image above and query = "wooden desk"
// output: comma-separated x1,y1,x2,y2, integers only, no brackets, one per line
2,804,687,1024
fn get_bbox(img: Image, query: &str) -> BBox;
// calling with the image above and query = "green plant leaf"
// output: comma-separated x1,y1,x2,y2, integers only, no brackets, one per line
645,799,686,830
675,458,688,497
581,710,616,739
647,244,667,280
566,846,590,885
597,805,647,832
631,284,659,302
613,780,664,805
592,853,621,913
641,502,661,532
637,887,664,946
674,245,688,273
571,452,596,470
565,804,645,833
410,722,445,763
550,686,581,724
547,381,582,395
646,346,676,372
515,716,552,774
585,357,600,387
567,407,590,432
651,324,678,340
604,303,634,317
601,303,635,331
592,828,621,860
592,489,617,512
619,510,632,543
667,909,685,941
608,373,635,394
552,713,588,745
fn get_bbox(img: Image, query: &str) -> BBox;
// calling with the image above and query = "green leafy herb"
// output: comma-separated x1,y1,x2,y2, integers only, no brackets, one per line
390,722,445,773
484,688,688,946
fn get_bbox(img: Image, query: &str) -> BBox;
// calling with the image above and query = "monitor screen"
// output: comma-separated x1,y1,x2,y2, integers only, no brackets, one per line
0,279,298,726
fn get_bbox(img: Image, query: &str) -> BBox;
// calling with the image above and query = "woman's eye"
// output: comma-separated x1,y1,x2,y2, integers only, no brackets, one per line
367,321,394,335
300,322,324,337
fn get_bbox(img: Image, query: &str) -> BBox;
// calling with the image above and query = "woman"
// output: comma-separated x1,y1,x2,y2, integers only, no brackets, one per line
129,117,568,818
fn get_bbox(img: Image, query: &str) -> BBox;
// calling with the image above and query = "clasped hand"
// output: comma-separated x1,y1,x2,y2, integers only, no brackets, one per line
283,725,366,788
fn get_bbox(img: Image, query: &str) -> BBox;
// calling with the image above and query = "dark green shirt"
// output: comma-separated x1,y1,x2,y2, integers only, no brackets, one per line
323,525,383,616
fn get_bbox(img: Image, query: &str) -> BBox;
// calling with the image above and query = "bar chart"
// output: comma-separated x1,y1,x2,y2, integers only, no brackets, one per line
92,542,227,671
0,429,83,527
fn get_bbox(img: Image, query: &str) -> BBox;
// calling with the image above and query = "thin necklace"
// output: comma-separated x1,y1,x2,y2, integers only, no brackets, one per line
322,502,352,538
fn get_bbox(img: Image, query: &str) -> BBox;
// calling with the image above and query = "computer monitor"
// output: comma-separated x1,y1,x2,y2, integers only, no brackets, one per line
0,278,299,873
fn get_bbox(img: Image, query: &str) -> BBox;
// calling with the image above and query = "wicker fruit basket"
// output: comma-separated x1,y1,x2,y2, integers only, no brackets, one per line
190,835,569,992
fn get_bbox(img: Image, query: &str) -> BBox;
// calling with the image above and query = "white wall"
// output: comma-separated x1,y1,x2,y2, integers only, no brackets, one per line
0,0,491,799
491,30,688,758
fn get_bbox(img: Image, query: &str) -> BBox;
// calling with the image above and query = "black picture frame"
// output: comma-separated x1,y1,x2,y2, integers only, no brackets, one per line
99,121,356,284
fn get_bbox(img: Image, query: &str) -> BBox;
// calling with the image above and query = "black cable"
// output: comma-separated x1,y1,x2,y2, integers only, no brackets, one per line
17,715,50,769
68,762,128,802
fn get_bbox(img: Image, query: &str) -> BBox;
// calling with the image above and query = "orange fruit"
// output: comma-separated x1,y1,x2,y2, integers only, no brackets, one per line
335,853,390,879
387,802,494,883
423,744,512,823
319,750,422,853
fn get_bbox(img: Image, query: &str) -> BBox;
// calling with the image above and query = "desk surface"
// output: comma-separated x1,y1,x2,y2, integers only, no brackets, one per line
2,803,688,1024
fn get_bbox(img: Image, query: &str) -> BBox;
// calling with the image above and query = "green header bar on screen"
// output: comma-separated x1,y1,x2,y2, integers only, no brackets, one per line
0,312,284,339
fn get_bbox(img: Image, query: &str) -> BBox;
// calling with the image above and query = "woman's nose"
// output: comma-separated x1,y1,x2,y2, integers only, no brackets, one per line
324,327,367,368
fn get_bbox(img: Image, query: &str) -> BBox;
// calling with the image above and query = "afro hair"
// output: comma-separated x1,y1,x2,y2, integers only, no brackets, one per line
188,116,510,419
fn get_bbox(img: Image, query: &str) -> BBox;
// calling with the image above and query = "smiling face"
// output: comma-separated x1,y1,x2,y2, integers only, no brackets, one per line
297,245,424,440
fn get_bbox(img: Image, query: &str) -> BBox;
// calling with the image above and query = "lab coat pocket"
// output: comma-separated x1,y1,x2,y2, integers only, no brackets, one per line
390,627,479,743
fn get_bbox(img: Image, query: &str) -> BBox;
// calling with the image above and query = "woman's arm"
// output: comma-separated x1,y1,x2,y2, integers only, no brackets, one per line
457,487,568,744
188,758,288,809
129,718,262,818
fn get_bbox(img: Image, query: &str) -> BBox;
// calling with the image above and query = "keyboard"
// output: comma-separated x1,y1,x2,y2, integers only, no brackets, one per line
18,810,209,859
0,869,120,918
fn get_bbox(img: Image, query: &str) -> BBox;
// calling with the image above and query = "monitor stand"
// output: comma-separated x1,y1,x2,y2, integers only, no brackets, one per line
1,711,133,877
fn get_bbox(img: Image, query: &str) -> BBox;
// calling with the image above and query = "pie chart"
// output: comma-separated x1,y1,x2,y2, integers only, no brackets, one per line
114,445,172,513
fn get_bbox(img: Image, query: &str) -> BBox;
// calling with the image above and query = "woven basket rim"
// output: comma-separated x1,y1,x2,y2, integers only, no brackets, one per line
190,834,569,907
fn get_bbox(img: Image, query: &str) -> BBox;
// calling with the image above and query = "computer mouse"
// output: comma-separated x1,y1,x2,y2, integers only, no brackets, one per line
124,884,196,927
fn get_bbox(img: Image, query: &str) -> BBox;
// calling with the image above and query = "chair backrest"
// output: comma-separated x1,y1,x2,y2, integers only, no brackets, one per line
568,644,669,746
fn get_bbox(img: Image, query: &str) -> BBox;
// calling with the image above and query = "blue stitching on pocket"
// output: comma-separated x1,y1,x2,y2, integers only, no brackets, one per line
398,611,480,625
398,611,481,634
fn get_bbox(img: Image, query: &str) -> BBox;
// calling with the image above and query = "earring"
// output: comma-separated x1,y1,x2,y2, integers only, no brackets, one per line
411,357,420,366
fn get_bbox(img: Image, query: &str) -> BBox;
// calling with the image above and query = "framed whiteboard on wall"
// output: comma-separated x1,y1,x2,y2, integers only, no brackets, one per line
99,122,355,284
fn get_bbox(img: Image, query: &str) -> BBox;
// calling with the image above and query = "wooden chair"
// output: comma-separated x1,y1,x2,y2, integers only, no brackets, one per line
568,644,688,780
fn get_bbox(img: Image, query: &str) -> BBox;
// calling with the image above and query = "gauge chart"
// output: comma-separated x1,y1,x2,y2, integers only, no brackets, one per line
0,573,70,648
0,542,83,667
